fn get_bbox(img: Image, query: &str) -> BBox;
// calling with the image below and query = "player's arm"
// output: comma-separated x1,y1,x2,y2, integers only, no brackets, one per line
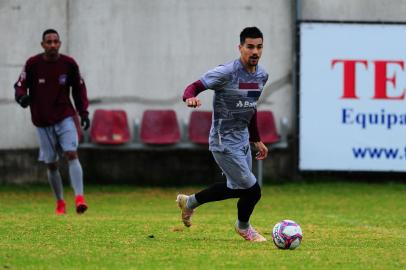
14,62,31,108
183,65,230,108
182,80,207,108
71,63,90,130
249,110,268,160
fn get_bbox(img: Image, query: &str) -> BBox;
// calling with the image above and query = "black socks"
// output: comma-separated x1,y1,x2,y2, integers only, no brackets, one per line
195,181,261,222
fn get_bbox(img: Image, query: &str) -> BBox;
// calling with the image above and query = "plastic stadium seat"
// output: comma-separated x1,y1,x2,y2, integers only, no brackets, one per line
257,111,280,144
140,110,181,144
188,111,212,145
90,109,131,144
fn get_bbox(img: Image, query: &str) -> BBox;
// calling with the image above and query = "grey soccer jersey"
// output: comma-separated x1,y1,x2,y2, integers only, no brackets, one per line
200,59,268,152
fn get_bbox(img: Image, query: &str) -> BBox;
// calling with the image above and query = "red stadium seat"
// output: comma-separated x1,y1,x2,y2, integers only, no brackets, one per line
90,109,131,144
188,111,212,145
140,110,181,144
257,111,280,144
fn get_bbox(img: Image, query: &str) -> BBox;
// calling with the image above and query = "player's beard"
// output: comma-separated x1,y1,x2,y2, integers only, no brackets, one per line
248,56,259,67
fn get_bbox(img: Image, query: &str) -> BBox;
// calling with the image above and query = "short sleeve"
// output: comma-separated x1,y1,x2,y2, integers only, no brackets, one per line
200,65,231,90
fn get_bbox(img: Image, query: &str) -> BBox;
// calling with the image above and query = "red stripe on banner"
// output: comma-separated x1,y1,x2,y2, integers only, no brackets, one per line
239,82,259,90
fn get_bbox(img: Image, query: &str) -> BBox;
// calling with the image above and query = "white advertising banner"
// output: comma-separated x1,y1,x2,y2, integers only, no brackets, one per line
299,22,406,171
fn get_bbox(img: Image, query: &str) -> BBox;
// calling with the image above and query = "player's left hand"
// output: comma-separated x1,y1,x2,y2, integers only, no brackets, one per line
253,141,268,160
80,115,90,131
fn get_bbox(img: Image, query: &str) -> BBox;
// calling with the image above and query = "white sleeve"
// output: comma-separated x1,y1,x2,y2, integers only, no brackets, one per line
200,65,231,90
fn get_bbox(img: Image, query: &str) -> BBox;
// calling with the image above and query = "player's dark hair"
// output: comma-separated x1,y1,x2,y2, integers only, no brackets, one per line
42,29,59,41
240,27,263,44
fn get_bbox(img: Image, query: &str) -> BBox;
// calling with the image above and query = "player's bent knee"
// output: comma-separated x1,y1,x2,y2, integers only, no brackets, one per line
248,182,261,202
252,189,261,203
64,151,78,161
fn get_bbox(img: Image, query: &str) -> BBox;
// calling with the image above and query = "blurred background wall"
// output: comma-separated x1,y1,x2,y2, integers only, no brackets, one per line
1,0,293,149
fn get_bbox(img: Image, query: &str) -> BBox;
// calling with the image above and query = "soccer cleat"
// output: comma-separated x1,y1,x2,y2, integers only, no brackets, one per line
55,200,66,215
75,195,88,214
235,224,267,242
176,194,194,227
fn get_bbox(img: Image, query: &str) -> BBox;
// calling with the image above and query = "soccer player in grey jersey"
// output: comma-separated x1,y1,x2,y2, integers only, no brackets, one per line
177,27,268,242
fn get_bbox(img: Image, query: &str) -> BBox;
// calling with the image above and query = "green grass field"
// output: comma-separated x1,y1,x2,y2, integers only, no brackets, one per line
0,182,405,270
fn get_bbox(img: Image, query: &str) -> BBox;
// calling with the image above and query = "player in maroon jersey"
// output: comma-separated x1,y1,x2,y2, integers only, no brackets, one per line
14,29,90,215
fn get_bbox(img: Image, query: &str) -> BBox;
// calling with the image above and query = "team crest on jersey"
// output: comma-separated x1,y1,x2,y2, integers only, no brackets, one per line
239,82,259,90
239,82,261,97
59,74,67,85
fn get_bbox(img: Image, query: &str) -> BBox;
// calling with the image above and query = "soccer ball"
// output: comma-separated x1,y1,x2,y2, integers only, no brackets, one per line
272,220,303,249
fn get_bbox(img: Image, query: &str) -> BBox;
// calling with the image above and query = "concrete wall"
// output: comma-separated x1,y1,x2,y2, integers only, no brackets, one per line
300,0,406,21
0,0,294,149
0,0,68,148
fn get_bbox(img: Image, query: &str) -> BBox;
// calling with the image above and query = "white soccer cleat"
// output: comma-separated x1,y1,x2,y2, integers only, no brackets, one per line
176,194,195,227
235,224,267,242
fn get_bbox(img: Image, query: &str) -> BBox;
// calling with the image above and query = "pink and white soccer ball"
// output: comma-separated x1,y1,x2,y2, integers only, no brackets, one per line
272,220,303,249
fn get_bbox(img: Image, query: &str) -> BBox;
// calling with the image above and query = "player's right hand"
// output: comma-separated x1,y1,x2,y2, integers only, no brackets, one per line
18,95,31,108
185,97,201,108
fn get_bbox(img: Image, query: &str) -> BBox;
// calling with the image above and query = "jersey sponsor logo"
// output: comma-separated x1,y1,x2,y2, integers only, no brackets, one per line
236,100,257,108
39,78,45,84
59,74,67,85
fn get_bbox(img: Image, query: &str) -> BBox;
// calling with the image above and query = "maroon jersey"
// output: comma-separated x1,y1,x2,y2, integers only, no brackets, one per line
14,53,89,127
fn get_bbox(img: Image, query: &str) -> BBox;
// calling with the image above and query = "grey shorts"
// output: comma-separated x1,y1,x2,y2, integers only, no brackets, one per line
212,144,257,189
36,116,78,164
